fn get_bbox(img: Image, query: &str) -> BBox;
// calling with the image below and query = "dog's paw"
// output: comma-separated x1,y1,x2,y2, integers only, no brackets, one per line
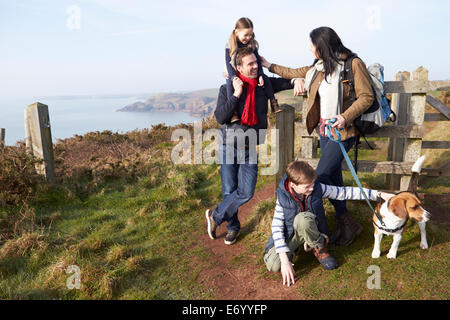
420,242,429,250
371,251,381,259
387,251,397,259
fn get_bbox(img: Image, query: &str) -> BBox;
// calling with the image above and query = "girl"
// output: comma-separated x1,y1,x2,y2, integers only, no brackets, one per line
225,17,281,123
261,26,375,246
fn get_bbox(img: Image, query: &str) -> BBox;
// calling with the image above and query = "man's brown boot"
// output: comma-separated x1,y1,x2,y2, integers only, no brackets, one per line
270,99,283,113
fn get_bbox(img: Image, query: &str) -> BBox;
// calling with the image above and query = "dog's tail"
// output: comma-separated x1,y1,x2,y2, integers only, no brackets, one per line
408,155,426,193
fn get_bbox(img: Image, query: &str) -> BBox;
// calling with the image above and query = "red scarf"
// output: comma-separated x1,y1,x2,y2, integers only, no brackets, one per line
237,73,258,126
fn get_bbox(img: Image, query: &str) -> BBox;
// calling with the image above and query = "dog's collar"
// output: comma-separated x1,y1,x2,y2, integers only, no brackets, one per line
373,219,408,233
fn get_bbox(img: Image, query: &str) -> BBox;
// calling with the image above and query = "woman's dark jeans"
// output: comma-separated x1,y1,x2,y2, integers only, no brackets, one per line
316,135,356,217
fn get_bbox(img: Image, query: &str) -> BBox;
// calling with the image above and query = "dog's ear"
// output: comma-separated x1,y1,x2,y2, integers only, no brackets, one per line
388,197,408,219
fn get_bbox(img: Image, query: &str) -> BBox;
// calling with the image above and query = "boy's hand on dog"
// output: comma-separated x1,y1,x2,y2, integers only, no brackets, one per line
379,192,395,201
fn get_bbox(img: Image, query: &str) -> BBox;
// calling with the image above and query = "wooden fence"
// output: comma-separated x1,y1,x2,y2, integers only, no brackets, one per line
275,66,450,191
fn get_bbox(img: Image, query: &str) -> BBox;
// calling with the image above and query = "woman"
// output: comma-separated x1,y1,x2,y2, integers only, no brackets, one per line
261,26,375,246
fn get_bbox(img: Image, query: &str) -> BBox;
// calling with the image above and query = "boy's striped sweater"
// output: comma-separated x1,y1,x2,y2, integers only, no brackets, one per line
272,184,378,254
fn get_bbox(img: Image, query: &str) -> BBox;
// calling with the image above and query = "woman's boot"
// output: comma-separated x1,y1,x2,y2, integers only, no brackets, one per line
329,212,363,246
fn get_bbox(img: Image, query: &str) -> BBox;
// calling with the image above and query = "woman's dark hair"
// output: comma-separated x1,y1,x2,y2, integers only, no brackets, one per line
310,26,354,80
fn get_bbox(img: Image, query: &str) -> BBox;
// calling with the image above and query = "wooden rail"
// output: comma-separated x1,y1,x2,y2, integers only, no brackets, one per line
275,66,450,189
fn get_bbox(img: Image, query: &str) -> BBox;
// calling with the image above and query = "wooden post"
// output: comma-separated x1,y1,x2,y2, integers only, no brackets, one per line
400,67,427,190
0,128,5,148
385,71,411,190
275,104,295,186
297,98,318,160
24,102,55,183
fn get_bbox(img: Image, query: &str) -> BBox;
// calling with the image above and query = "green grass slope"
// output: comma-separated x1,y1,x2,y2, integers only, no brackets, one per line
0,91,448,299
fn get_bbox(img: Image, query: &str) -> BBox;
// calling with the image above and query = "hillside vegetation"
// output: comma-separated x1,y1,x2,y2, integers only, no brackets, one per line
0,91,448,299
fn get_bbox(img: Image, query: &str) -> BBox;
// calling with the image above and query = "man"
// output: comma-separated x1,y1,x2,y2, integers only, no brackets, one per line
206,46,292,245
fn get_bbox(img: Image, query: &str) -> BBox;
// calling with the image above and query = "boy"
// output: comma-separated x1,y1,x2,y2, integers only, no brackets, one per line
264,160,393,287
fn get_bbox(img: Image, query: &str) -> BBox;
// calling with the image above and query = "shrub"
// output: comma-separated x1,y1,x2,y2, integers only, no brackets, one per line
0,145,44,206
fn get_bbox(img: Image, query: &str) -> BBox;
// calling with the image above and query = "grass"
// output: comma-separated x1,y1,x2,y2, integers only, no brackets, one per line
18,181,218,298
0,124,222,299
0,92,448,300
242,176,449,300
241,97,450,300
0,166,217,299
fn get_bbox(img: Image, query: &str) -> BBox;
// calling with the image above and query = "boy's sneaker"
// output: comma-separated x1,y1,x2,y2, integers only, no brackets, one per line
205,209,217,240
224,230,240,245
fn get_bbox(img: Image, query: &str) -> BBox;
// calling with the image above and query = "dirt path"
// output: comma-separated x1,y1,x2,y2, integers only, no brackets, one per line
197,183,303,300
195,181,450,300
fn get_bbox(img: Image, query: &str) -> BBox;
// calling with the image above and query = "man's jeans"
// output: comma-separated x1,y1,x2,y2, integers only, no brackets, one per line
212,144,258,232
316,135,356,217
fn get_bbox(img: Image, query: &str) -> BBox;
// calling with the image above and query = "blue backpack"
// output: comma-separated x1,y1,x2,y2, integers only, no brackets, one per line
342,54,396,172
342,54,396,134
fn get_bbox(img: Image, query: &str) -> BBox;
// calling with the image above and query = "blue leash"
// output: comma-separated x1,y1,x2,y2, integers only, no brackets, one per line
325,119,386,227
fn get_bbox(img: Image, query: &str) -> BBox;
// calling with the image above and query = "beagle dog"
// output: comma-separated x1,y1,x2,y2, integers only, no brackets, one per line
371,155,431,259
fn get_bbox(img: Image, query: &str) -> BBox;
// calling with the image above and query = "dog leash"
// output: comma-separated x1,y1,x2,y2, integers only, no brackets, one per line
325,119,386,227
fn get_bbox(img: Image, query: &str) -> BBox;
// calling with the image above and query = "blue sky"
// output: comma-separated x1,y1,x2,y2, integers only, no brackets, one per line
0,0,449,98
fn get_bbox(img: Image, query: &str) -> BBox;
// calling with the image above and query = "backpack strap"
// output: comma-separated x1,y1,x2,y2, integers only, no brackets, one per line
342,54,358,104
353,134,376,174
362,134,374,150
344,54,359,173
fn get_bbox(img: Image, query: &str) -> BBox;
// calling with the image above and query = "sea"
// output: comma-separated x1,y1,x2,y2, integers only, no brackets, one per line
0,96,202,146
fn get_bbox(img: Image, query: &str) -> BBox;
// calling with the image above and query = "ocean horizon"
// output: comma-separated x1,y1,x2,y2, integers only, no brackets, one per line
0,96,202,146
